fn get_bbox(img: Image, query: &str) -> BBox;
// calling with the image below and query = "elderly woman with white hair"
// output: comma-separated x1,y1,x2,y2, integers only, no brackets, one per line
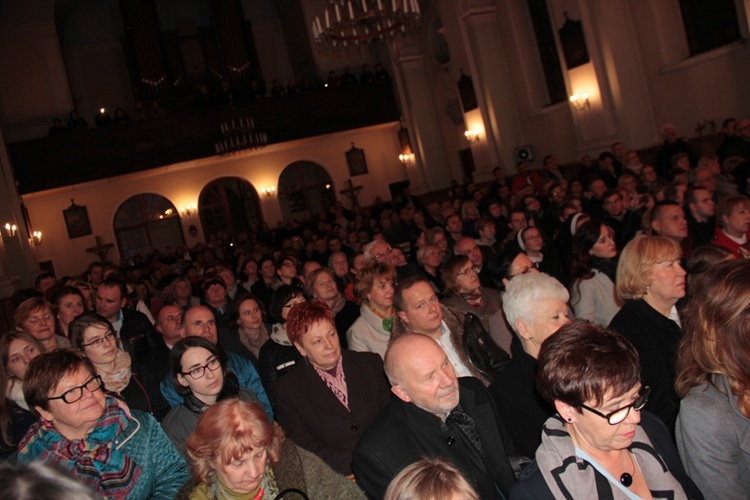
489,272,572,457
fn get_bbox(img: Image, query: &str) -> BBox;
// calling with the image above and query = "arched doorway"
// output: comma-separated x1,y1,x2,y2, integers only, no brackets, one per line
199,177,263,238
278,162,335,222
114,194,185,260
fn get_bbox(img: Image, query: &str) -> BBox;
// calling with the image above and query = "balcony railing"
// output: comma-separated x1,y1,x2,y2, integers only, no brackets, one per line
8,82,400,194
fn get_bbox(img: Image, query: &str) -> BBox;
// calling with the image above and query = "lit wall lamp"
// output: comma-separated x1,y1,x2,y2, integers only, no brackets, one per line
464,129,480,144
179,204,197,218
569,93,590,111
2,223,18,242
29,230,42,246
399,153,414,166
261,186,276,198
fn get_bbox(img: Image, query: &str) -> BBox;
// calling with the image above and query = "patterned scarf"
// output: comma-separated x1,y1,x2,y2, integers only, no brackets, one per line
313,356,349,411
239,324,270,359
18,397,142,499
328,295,346,315
100,349,132,394
365,300,395,332
459,289,483,308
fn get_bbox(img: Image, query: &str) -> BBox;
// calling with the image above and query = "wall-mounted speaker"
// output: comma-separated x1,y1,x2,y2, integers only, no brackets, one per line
514,145,534,163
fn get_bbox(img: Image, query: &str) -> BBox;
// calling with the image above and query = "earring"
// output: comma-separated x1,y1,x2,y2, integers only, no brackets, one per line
646,286,650,291
567,418,572,422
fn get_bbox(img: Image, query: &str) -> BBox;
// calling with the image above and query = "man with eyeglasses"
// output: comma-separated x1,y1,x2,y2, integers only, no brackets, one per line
157,306,273,420
363,239,416,280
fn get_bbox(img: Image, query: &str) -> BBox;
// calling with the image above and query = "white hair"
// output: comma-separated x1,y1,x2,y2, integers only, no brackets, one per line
503,273,569,333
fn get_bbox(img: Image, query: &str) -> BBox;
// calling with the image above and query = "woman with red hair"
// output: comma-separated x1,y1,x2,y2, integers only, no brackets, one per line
185,399,365,498
272,301,390,475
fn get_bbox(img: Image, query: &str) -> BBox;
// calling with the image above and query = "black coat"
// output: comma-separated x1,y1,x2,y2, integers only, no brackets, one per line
353,377,517,499
114,367,170,422
609,300,681,432
119,308,158,365
489,337,553,457
273,350,391,475
510,412,704,499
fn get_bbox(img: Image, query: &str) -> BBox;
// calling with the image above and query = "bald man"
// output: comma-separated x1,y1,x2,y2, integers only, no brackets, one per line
353,334,517,499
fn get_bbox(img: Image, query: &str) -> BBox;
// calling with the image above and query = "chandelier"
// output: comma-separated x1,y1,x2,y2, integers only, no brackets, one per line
311,0,422,52
215,117,268,156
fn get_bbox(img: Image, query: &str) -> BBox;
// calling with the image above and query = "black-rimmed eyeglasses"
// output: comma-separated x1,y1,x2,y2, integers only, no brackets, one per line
581,386,650,425
47,375,103,404
81,331,116,349
181,357,221,379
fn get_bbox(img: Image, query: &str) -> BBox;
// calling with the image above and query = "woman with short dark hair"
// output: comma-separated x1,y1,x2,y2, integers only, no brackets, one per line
510,320,701,499
17,350,188,498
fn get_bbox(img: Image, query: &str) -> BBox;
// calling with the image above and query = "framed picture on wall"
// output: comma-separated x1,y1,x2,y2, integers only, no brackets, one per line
63,199,92,239
457,71,478,112
559,13,590,69
346,143,368,177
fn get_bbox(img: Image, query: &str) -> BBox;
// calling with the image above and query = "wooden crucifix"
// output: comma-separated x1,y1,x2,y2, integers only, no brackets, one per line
339,178,363,208
86,236,115,262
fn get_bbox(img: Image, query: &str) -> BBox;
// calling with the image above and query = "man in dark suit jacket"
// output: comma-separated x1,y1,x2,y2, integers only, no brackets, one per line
95,277,156,365
353,333,517,499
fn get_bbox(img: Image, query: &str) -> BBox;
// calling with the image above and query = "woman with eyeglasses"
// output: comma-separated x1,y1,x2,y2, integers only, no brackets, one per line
161,336,262,460
69,312,169,422
441,254,512,356
510,320,702,499
569,220,623,326
489,247,540,290
16,350,189,499
258,286,306,392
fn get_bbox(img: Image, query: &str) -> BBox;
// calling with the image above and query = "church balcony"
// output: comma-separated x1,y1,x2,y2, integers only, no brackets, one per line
7,82,400,195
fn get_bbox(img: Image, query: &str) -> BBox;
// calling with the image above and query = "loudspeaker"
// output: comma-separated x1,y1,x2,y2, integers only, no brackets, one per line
514,145,534,163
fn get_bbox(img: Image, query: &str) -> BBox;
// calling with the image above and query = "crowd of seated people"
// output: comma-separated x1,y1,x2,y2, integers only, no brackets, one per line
4,121,750,498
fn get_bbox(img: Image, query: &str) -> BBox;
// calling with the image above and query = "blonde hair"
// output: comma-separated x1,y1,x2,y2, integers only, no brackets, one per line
616,235,681,300
186,400,283,484
384,457,479,500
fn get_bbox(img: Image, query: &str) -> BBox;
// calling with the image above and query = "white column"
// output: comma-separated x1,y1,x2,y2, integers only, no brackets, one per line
392,50,453,193
457,1,524,182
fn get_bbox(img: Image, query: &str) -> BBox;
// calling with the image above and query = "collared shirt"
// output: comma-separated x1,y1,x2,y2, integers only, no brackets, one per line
436,321,473,378
112,309,124,336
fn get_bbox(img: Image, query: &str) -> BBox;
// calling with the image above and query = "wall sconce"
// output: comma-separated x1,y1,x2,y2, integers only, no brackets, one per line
464,129,480,144
179,204,197,218
399,153,414,166
261,186,276,198
2,223,18,242
569,93,590,111
29,230,42,246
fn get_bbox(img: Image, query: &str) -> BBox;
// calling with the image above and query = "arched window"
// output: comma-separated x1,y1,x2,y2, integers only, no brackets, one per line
199,177,263,238
114,194,184,260
278,162,335,222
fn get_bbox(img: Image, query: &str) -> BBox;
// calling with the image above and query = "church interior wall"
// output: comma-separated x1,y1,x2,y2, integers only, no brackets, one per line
19,122,402,277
